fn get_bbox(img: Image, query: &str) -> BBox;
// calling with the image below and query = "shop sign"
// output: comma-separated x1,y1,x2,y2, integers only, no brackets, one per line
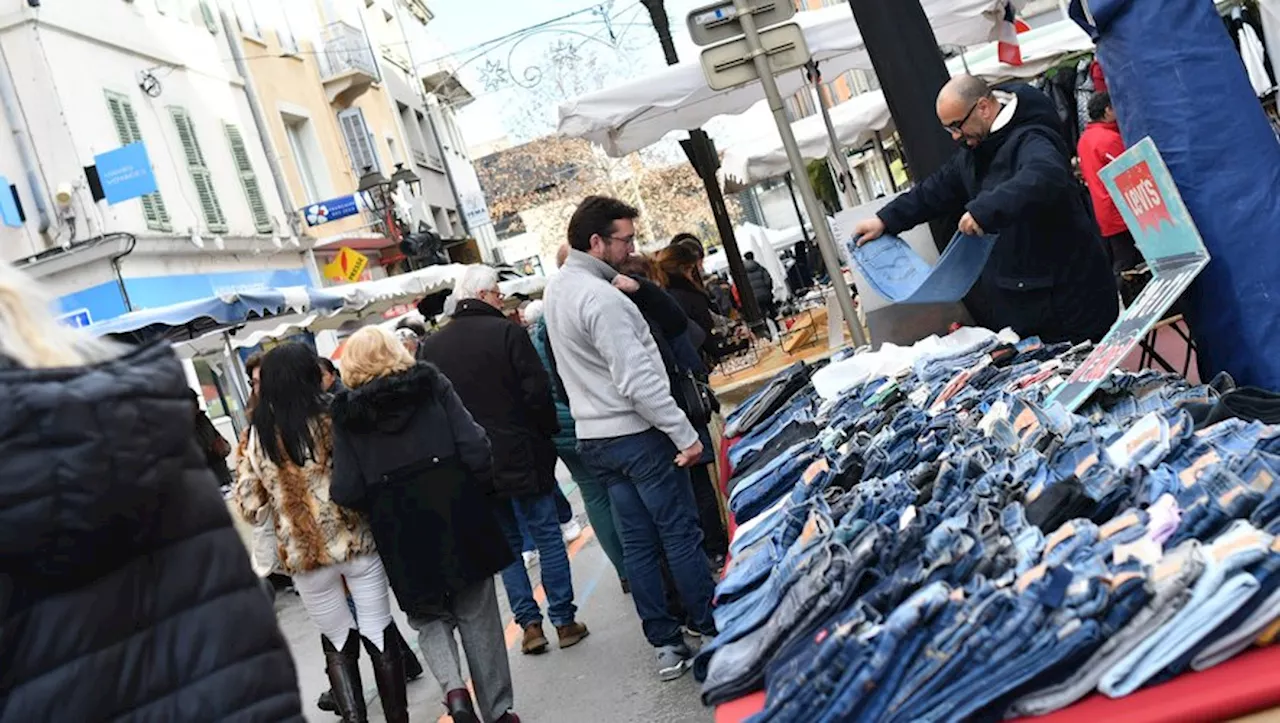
304,194,361,227
57,308,93,329
323,247,369,283
95,142,158,204
1045,137,1211,412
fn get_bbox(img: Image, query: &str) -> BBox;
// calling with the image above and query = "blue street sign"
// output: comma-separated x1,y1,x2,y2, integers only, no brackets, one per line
57,308,93,329
0,175,21,227
95,142,158,204
303,194,362,227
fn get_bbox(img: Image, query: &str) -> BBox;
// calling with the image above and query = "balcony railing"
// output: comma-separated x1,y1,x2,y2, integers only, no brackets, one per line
317,22,380,83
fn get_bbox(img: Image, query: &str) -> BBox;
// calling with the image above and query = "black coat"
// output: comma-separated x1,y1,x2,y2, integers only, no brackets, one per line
665,274,718,361
0,343,302,723
330,363,513,617
417,299,559,498
743,259,776,306
877,84,1118,344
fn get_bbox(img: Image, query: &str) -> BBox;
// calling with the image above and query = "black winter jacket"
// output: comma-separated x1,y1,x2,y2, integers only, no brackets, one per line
743,259,776,306
331,363,513,617
417,299,560,498
877,84,1118,344
0,343,302,723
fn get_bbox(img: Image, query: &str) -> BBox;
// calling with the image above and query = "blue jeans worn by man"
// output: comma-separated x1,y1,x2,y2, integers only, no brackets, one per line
493,492,579,655
580,429,718,677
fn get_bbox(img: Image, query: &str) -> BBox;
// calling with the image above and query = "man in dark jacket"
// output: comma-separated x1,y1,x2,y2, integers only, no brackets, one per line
853,75,1118,344
742,252,777,319
418,265,589,656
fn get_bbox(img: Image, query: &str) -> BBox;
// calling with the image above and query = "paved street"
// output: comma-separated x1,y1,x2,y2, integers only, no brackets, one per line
274,468,715,723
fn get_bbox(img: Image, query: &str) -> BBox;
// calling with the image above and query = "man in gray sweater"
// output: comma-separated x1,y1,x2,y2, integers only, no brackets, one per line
544,195,717,681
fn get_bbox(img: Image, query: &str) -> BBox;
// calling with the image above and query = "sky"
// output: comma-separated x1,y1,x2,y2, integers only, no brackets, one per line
426,0,709,150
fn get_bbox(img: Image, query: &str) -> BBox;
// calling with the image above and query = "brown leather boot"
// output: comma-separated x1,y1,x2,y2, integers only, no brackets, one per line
521,622,549,655
556,621,590,649
444,688,479,723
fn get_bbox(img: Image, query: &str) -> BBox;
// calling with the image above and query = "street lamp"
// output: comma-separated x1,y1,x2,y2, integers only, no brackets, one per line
390,162,421,196
356,166,391,213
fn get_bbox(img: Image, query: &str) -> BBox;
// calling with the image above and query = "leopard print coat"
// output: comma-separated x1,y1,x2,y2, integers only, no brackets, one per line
233,416,375,575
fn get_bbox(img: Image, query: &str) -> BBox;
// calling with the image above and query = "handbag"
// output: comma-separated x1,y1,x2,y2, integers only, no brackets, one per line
677,370,716,427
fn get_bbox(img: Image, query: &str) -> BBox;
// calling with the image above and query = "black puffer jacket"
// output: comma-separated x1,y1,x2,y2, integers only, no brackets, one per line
417,299,559,498
331,363,513,617
0,343,302,722
743,259,775,306
877,84,1117,344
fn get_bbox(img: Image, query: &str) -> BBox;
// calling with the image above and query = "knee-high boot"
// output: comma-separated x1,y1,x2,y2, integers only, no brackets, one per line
322,631,368,722
363,624,408,723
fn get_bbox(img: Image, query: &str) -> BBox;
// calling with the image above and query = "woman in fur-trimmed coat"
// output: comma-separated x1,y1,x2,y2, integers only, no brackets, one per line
233,343,405,723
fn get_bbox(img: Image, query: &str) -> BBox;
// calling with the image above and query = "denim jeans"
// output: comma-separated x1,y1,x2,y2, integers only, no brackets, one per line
578,428,716,647
494,491,577,628
517,484,574,552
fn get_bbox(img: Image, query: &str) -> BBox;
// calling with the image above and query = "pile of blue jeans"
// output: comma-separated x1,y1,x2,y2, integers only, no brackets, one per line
698,333,1280,721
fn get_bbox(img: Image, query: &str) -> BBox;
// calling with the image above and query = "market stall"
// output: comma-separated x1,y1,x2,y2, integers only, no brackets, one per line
706,322,1280,722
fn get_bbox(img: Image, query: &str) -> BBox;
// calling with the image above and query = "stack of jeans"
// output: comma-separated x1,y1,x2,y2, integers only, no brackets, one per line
701,328,1280,720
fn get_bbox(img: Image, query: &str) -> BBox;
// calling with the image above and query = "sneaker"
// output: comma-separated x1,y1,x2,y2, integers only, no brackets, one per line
556,621,590,649
561,519,583,542
522,550,540,569
656,643,695,682
521,623,549,655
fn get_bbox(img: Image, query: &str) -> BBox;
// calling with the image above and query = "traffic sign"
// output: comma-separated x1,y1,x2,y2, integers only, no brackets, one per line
699,22,810,91
687,0,795,47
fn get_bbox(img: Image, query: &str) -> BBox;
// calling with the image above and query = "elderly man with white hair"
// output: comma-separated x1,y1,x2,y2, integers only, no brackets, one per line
417,264,589,656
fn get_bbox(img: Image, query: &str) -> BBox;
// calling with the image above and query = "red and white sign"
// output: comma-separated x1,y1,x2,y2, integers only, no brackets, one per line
1113,161,1174,232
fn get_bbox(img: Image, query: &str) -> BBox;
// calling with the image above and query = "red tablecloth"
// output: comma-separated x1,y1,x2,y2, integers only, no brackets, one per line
712,439,1280,722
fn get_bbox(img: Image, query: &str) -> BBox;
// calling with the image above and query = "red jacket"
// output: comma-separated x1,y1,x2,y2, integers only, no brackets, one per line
1077,120,1128,237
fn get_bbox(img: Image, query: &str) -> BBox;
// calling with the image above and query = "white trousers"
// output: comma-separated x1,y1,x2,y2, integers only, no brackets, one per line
292,554,393,651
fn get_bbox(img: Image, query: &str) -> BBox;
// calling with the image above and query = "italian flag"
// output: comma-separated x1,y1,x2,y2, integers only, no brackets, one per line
998,1,1026,66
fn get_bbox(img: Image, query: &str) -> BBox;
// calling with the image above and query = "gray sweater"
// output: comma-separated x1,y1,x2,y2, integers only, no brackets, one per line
543,250,698,451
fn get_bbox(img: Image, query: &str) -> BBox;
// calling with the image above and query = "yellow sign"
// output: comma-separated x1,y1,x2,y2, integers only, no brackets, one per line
323,247,369,283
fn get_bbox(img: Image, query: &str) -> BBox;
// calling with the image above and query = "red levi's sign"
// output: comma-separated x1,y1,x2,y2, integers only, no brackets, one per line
1113,161,1174,232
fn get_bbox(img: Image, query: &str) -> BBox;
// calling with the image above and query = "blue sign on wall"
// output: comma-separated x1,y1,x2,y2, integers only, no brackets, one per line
57,309,93,329
95,142,158,204
303,194,361,227
0,175,22,227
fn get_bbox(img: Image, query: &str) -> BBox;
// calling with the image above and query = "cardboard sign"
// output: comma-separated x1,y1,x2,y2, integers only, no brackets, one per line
323,247,369,283
1045,137,1210,412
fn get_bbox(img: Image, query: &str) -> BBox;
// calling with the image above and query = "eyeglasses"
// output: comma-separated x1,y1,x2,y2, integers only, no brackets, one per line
604,234,636,248
481,288,505,301
943,99,981,133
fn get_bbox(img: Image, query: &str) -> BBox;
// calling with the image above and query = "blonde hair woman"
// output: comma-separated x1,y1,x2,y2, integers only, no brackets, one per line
331,326,522,723
234,342,404,723
0,262,302,720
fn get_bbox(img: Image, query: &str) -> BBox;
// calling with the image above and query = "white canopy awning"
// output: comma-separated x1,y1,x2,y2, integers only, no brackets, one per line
557,0,1025,157
720,20,1094,187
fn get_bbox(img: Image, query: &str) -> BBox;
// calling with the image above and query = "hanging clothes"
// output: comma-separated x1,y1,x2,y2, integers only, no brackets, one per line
1241,22,1274,94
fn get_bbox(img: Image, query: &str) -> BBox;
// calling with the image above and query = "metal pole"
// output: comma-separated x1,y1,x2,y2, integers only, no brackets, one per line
222,331,250,433
783,173,811,245
734,0,865,346
807,61,858,210
641,0,762,325
873,131,899,193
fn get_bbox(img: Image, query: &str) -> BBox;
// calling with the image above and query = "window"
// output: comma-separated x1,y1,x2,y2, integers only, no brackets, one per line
224,123,273,233
386,134,402,166
232,0,261,38
169,107,227,233
337,108,380,175
284,116,324,203
104,90,171,231
198,0,219,33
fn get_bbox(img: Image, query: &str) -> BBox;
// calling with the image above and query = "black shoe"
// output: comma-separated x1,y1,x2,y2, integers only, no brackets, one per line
362,625,408,723
317,690,336,713
321,631,367,722
445,688,480,723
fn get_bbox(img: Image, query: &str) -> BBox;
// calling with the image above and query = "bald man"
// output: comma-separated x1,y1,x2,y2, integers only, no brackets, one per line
853,76,1117,344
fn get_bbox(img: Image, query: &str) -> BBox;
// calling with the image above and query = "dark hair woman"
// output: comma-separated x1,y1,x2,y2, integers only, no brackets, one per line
234,343,405,723
331,327,521,723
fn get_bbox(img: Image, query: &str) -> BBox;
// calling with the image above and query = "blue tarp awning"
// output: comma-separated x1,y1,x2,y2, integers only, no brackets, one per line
84,287,346,341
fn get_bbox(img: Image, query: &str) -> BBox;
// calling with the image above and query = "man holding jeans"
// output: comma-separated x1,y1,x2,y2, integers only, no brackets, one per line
544,195,717,681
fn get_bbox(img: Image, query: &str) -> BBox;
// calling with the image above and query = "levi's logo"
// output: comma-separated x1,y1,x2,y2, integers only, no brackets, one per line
1114,161,1173,232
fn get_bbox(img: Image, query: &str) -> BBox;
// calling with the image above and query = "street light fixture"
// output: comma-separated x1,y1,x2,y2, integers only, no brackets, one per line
356,166,391,213
390,162,421,196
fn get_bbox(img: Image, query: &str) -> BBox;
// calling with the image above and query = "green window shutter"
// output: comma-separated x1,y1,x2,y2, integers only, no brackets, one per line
169,107,227,233
104,90,171,231
224,123,273,233
199,1,219,33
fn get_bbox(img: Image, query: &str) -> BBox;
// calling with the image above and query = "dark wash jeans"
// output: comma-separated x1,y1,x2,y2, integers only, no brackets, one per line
579,428,716,647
